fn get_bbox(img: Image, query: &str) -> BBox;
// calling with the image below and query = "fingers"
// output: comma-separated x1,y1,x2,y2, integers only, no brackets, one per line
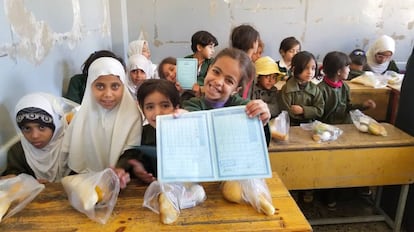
245,100,271,125
173,108,188,118
128,159,156,184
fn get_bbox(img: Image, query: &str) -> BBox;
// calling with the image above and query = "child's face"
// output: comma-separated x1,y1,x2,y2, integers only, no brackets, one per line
161,63,177,83
374,51,392,64
258,74,277,90
204,56,241,102
198,44,215,59
142,43,151,59
338,65,350,81
281,44,300,64
130,69,147,86
92,75,124,110
20,123,53,149
251,46,263,62
350,63,363,71
297,59,316,83
142,91,175,128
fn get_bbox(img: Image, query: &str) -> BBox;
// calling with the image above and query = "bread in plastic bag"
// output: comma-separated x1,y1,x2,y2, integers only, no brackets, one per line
350,109,387,136
143,181,206,224
350,71,388,88
0,173,45,222
61,168,120,224
221,179,275,216
300,120,343,142
269,111,290,142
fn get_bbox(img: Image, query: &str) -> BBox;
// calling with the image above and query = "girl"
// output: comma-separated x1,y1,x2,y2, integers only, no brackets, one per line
230,24,260,100
279,51,324,126
126,54,151,99
3,92,78,183
62,57,142,189
365,35,399,74
276,36,301,81
127,39,158,78
319,51,376,124
117,79,181,183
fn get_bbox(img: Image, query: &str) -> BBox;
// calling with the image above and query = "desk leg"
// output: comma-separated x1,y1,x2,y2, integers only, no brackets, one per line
393,184,409,232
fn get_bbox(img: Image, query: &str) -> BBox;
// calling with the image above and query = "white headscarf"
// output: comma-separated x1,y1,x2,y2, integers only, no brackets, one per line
127,54,151,98
15,92,78,182
127,39,157,78
366,35,395,74
62,57,142,173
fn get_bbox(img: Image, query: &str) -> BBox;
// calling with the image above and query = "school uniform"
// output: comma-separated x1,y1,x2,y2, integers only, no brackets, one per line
279,77,324,126
3,142,35,177
252,84,280,118
65,73,87,104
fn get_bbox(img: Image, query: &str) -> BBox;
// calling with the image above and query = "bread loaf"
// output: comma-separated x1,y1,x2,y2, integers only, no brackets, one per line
159,193,179,224
221,181,243,203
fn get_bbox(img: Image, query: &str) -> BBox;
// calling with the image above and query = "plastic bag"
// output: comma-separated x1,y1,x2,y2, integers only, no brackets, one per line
0,174,45,222
143,181,206,224
61,168,120,224
301,120,343,142
350,110,387,136
269,111,290,142
221,179,275,216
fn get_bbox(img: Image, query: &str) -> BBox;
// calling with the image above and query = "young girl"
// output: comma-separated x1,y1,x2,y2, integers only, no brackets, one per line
62,57,142,189
319,51,376,124
3,92,78,182
279,51,324,126
276,36,301,81
230,24,260,100
365,35,399,74
126,54,151,99
127,39,158,78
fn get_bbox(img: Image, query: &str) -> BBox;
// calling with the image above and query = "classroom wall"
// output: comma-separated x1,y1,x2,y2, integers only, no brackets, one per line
1,0,414,172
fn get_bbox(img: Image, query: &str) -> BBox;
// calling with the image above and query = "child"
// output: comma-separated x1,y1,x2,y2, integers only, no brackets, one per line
276,36,301,81
65,50,122,104
2,92,78,183
158,56,200,103
185,30,218,86
117,79,181,183
126,54,151,99
348,49,367,79
365,35,399,74
252,56,282,118
62,57,142,189
230,24,260,99
318,51,376,209
251,39,264,62
279,51,324,126
127,39,158,78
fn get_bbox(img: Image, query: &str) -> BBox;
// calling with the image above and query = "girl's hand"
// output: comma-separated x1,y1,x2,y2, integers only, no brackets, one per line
245,100,271,125
128,159,156,184
291,105,304,115
173,108,188,118
192,83,201,97
363,99,376,110
175,82,184,94
111,167,131,189
37,178,49,184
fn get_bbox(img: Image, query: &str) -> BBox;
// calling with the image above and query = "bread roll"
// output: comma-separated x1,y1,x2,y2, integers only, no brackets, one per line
221,181,243,203
61,175,99,211
271,131,289,141
0,191,10,221
159,193,179,224
258,194,275,216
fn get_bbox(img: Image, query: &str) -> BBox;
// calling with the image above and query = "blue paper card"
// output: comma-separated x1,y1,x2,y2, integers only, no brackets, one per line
176,58,197,89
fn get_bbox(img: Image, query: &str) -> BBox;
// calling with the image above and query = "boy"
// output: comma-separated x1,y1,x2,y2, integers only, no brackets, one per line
348,49,367,80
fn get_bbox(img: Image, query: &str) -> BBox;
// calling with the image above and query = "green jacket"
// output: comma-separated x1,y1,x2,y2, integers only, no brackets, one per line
182,95,249,111
184,54,214,86
318,81,365,124
2,142,35,177
252,84,280,118
279,77,324,126
65,74,87,104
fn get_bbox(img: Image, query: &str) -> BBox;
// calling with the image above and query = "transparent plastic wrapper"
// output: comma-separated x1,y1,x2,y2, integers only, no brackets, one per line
221,179,275,216
384,71,404,85
269,111,290,142
61,168,120,224
350,109,387,136
143,181,206,224
0,174,45,222
300,120,343,142
350,71,388,88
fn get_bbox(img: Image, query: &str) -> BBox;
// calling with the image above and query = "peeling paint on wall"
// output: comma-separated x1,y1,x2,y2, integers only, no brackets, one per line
0,0,110,65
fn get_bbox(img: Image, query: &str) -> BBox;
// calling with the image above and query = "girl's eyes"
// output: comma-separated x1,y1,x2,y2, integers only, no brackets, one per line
111,83,121,90
145,105,154,111
161,103,172,108
95,83,104,90
225,78,235,85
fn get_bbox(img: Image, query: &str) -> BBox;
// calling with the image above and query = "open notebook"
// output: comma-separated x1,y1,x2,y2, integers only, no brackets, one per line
156,105,272,182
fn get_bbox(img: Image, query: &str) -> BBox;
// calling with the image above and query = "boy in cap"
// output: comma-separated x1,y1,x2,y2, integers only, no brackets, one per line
348,49,367,80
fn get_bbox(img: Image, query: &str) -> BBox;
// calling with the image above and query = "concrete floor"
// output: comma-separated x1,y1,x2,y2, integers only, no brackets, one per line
292,188,402,232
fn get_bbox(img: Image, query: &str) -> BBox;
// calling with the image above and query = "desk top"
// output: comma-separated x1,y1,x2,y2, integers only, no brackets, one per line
0,173,312,232
269,123,414,152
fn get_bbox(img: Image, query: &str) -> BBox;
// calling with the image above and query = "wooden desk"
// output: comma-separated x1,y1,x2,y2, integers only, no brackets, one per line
387,83,401,125
0,173,312,232
268,123,414,231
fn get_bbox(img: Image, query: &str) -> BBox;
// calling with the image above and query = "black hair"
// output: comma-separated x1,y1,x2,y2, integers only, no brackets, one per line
349,49,367,66
291,51,318,79
323,51,351,78
212,48,255,88
158,57,177,79
190,31,218,53
82,50,126,75
137,79,180,109
230,24,260,52
279,36,301,53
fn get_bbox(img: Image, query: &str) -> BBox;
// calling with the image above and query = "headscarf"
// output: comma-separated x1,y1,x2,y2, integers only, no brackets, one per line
127,39,157,78
62,57,142,173
126,54,151,98
14,92,78,182
366,35,395,74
